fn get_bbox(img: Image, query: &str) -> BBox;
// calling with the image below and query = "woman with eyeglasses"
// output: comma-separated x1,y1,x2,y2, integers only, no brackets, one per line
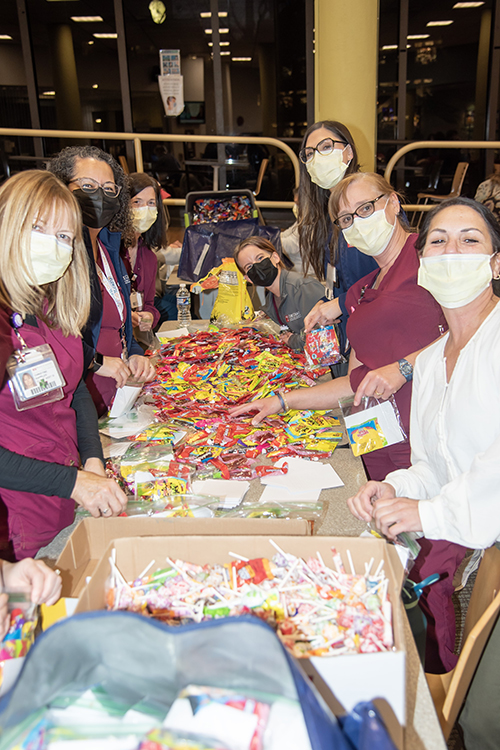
48,147,155,416
231,173,460,674
120,173,164,348
296,121,378,369
0,171,127,560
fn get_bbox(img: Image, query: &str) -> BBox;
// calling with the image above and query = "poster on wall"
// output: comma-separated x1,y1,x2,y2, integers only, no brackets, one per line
159,74,185,117
160,49,181,76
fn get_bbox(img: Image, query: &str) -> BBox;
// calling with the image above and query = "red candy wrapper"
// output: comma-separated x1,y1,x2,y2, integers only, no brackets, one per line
304,326,344,369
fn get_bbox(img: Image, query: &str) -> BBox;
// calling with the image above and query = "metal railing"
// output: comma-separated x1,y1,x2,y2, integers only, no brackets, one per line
0,127,299,210
384,140,500,213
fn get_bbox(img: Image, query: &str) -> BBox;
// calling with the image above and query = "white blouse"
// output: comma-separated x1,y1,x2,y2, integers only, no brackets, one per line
385,301,500,549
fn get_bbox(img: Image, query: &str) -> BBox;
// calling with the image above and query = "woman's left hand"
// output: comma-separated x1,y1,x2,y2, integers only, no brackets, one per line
128,355,156,382
353,362,406,406
372,496,423,539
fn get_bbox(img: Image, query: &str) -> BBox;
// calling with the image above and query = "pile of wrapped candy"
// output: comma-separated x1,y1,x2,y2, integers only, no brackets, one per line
107,545,393,658
192,195,253,224
0,598,37,662
123,329,343,483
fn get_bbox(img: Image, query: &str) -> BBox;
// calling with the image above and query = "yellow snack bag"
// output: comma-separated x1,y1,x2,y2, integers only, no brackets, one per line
192,258,254,326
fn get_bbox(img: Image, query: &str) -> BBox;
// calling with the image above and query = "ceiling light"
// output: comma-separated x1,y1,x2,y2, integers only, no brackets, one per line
381,44,398,50
0,35,13,40
204,28,229,34
92,83,99,88
93,32,117,38
221,51,230,55
200,11,227,17
42,90,55,96
88,40,94,45
426,20,453,26
71,15,103,22
407,34,430,39
232,57,251,61
95,118,102,123
453,1,484,6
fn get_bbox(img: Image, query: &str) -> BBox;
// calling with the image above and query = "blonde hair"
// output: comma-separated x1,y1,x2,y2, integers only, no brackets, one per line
0,170,90,337
233,236,284,273
329,172,410,232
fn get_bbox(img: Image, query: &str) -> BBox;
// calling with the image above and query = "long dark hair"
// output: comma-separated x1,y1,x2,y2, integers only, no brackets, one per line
297,120,360,279
47,145,134,245
126,172,167,251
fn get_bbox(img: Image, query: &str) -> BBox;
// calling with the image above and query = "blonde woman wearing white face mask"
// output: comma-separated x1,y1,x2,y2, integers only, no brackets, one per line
348,198,500,684
121,173,165,337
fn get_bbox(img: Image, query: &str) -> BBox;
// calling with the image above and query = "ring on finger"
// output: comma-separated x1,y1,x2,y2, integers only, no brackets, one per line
375,389,383,397
101,508,110,516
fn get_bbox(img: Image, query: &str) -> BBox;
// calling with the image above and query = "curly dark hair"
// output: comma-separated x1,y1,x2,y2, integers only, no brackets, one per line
297,121,360,280
47,145,134,244
125,172,167,251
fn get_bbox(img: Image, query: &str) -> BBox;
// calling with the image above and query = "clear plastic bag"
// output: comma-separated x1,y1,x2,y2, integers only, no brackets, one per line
304,326,345,369
338,395,407,457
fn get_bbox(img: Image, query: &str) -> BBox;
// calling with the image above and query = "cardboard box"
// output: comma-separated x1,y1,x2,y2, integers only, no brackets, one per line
56,517,310,599
74,535,406,748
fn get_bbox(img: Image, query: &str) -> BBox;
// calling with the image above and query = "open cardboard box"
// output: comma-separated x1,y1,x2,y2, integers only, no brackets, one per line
74,535,406,749
56,517,310,599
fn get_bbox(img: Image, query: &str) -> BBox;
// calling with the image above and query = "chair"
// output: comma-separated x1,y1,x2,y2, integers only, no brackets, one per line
425,545,500,740
414,161,469,228
118,155,130,175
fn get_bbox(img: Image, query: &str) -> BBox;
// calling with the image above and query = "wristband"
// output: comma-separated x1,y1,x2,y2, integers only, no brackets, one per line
276,392,286,413
91,352,104,373
398,358,413,382
278,389,290,412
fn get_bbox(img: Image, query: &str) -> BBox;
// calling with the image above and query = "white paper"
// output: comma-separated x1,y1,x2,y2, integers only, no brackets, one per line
165,698,258,750
191,480,249,509
260,457,343,493
344,401,405,446
109,385,142,419
259,485,321,503
157,327,189,341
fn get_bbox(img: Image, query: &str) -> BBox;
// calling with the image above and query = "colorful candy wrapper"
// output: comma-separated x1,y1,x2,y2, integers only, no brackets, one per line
339,394,407,457
304,326,344,369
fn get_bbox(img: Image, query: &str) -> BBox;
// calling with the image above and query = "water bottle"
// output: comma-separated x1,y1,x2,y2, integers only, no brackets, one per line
176,283,192,325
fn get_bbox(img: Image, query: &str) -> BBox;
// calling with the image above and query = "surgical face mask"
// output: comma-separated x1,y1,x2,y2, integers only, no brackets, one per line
418,253,493,308
246,257,279,287
306,147,350,190
73,188,120,229
27,231,73,286
132,205,158,233
342,202,396,256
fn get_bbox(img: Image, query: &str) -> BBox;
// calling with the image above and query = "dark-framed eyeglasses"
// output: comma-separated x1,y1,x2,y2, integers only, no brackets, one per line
70,177,122,198
333,194,387,230
299,137,348,164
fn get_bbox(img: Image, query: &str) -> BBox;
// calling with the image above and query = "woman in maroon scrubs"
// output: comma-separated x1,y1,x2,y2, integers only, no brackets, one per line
0,171,127,559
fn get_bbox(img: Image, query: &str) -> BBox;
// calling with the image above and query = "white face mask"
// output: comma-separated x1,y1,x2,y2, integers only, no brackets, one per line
27,231,73,286
132,206,158,233
306,147,350,190
342,201,396,256
418,253,493,308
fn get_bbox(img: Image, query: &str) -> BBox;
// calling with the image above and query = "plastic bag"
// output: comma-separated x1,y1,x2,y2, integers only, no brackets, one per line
304,326,345,369
338,395,407,457
192,258,254,326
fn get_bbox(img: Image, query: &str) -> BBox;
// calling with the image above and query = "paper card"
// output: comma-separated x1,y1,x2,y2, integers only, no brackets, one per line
109,385,142,419
192,480,250,509
259,485,321,503
165,698,258,750
260,457,343,493
344,401,405,446
99,407,156,439
157,328,189,341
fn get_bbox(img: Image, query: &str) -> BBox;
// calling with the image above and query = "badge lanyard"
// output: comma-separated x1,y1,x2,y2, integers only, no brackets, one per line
6,312,66,411
96,241,128,360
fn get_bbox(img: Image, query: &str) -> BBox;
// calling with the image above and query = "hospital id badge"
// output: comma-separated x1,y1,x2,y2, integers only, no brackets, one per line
130,290,143,311
6,344,66,411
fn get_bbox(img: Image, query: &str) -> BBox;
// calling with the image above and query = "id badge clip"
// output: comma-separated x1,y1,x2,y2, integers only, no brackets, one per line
130,290,143,312
6,343,66,412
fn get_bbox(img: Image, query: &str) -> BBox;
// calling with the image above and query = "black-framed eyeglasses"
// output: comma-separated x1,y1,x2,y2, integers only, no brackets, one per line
299,137,347,164
333,194,387,230
69,177,122,198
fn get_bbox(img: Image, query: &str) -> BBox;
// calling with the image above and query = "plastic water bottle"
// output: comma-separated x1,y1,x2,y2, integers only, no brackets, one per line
176,283,192,325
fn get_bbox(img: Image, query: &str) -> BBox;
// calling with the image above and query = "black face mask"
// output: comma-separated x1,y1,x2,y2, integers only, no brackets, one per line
247,257,279,287
73,188,120,229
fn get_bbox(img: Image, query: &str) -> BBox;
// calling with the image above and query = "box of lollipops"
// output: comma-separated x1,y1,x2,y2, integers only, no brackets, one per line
73,535,407,748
